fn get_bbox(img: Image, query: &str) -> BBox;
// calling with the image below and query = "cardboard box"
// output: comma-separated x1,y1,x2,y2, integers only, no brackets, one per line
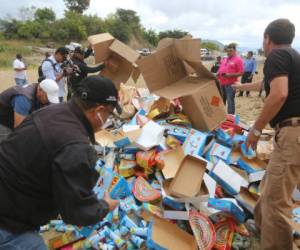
137,38,226,131
169,155,207,198
146,217,198,250
88,33,140,89
210,160,249,196
161,146,185,179
208,198,246,223
237,157,267,174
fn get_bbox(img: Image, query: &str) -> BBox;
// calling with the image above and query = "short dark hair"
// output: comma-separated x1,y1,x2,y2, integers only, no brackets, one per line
227,43,236,50
248,51,253,56
16,54,22,59
264,19,295,45
55,47,69,56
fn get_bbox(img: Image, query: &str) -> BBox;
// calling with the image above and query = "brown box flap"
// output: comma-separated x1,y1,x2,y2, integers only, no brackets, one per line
88,33,114,63
161,146,185,179
152,217,198,250
109,39,140,63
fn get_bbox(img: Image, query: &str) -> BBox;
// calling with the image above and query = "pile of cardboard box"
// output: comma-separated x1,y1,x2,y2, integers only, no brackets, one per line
41,33,276,250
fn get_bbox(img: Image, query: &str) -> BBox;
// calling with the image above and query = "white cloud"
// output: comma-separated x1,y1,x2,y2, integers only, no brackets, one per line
0,0,300,48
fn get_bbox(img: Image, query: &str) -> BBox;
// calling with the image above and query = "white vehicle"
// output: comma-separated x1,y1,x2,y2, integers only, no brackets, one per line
138,48,151,56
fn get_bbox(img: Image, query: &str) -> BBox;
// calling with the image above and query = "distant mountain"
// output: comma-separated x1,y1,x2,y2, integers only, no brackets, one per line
201,39,225,50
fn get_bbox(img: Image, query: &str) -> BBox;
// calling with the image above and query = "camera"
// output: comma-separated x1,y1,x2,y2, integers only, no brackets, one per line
61,59,80,77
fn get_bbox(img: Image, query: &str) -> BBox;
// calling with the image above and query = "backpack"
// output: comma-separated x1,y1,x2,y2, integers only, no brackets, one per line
38,58,57,83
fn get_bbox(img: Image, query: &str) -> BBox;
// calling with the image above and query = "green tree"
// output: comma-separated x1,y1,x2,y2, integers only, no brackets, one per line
64,0,90,14
82,15,106,36
143,29,158,47
50,11,87,41
115,9,141,35
202,42,219,51
0,19,21,39
34,8,56,22
105,15,130,43
158,29,189,40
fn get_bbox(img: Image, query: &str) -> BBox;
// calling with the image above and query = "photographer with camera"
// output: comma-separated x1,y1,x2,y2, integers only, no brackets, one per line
67,47,105,100
41,47,69,103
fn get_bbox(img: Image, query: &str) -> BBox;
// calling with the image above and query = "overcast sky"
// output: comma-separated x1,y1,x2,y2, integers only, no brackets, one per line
1,0,300,49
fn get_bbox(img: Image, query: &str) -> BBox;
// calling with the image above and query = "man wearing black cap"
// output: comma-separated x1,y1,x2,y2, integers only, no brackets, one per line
0,76,119,249
67,47,105,100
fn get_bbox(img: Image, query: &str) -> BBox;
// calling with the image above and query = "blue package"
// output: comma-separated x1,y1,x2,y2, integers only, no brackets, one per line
93,168,115,199
236,158,259,174
215,128,232,145
123,146,140,154
183,129,208,157
129,109,146,125
109,175,131,199
241,142,256,159
208,198,245,223
114,137,131,148
162,197,185,211
205,142,232,164
163,124,191,143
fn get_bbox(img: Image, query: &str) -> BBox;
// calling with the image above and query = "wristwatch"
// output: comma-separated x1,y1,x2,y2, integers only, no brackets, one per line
251,127,262,137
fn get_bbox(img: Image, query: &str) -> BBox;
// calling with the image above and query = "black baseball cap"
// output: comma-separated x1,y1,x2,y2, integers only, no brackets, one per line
75,76,122,114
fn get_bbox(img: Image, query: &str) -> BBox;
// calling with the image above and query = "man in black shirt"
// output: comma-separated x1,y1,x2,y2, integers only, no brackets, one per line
0,76,119,249
244,19,300,250
67,47,105,100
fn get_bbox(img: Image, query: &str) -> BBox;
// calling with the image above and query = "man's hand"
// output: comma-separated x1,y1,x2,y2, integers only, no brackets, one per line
232,82,243,90
103,191,118,211
246,130,260,150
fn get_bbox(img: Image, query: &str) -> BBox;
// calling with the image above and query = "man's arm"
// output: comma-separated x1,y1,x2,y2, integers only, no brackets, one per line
52,144,117,226
232,80,263,91
80,63,105,74
246,76,288,149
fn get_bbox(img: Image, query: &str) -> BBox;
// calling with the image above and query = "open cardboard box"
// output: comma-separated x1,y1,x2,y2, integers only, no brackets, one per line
137,38,226,131
88,33,140,89
169,154,207,198
210,160,249,195
95,128,141,148
147,217,198,250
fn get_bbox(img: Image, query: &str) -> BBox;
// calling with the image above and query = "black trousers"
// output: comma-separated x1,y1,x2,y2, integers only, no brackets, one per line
239,72,253,96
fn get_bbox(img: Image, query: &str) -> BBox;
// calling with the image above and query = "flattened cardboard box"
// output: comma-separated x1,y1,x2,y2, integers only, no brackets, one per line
137,38,226,131
88,33,140,89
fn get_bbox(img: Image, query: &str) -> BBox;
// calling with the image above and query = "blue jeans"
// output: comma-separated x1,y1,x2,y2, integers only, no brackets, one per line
221,85,236,114
0,227,47,250
14,78,27,86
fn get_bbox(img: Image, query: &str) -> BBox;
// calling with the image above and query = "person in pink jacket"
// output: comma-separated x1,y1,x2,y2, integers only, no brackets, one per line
218,43,244,114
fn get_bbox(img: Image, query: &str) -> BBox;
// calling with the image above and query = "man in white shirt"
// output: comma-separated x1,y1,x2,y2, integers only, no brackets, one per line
41,47,69,102
13,54,27,86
